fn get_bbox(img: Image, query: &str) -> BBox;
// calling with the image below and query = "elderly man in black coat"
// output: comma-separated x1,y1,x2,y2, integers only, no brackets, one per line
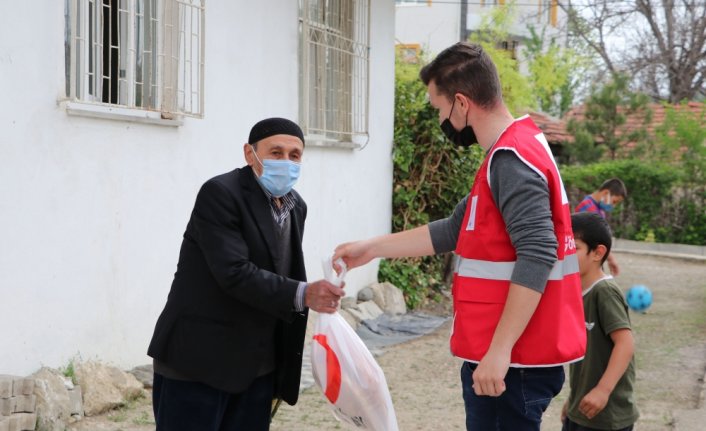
148,118,344,431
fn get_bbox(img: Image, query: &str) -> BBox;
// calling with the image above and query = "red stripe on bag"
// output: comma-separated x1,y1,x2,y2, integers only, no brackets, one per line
313,334,342,403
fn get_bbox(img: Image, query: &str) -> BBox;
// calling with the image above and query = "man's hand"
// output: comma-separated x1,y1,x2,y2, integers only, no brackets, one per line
471,348,510,397
332,225,435,272
305,279,345,313
471,284,541,397
333,239,376,271
579,386,610,419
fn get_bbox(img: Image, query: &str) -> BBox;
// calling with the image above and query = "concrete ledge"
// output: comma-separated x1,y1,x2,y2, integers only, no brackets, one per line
613,238,706,262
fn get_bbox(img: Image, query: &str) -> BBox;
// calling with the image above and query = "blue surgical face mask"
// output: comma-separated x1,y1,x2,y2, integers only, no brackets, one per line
598,194,614,212
251,146,301,197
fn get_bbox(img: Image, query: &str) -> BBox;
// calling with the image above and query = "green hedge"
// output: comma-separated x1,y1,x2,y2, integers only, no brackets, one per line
561,160,705,245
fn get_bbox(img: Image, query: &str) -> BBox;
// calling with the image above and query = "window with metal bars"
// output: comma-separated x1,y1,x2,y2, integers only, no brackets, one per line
64,0,205,119
299,0,370,145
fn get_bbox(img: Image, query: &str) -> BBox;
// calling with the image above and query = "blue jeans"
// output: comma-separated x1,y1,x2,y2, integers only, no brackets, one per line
461,361,565,431
153,372,274,431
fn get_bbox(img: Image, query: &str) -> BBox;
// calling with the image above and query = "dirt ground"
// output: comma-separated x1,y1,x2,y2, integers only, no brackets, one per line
69,252,706,431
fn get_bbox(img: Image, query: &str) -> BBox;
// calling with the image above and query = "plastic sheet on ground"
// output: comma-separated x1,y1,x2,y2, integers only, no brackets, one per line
355,313,449,353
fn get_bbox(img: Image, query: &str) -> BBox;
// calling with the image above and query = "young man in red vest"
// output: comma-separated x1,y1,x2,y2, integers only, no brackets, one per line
333,42,586,430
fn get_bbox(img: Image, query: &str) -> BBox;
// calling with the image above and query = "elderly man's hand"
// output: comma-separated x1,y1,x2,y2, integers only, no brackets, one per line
305,279,345,313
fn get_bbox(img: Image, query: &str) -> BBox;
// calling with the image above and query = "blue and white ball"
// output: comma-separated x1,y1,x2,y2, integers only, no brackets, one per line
626,284,653,313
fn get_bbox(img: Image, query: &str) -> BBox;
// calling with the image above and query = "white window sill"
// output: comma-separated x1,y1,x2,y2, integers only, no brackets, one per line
62,101,183,127
304,134,368,150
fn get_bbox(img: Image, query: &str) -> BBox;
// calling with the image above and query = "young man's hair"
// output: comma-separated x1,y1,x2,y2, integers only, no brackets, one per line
571,212,613,265
419,42,502,109
599,178,628,198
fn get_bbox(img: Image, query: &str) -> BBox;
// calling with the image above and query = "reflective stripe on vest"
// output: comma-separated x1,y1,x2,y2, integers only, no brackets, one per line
455,254,579,281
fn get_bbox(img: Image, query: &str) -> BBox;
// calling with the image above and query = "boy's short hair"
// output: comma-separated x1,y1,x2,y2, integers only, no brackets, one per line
599,178,628,199
571,212,613,265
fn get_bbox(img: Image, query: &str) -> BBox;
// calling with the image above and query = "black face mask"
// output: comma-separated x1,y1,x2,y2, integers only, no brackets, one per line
440,98,478,147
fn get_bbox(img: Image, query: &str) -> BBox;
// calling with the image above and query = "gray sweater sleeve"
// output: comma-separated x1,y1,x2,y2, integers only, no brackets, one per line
427,151,557,293
489,150,557,293
428,195,467,254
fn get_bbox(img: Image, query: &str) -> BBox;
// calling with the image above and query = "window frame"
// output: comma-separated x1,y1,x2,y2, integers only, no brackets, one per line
64,0,205,125
299,0,371,148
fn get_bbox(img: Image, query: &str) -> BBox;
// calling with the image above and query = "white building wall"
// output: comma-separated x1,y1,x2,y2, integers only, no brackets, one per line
0,1,395,376
395,2,460,56
395,1,567,65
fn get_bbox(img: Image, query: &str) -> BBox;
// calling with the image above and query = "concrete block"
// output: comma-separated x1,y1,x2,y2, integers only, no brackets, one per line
14,413,36,431
13,395,36,413
11,379,34,397
0,397,16,416
22,413,37,431
0,416,8,431
0,376,14,398
67,387,83,416
5,416,17,431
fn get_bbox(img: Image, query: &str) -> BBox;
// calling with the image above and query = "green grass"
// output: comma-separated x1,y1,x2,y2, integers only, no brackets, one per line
61,359,77,385
132,411,154,426
107,410,128,423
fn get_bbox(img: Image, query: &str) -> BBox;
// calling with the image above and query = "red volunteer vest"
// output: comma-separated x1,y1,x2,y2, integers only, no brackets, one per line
451,116,586,367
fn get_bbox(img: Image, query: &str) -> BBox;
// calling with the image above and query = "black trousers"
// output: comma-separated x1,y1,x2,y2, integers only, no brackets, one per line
562,417,634,431
152,372,275,431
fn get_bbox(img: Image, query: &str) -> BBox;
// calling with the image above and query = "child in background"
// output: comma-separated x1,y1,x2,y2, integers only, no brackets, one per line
562,212,639,431
574,178,627,276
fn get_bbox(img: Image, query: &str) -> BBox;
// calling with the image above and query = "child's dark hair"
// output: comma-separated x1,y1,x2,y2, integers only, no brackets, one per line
599,178,628,198
571,212,613,265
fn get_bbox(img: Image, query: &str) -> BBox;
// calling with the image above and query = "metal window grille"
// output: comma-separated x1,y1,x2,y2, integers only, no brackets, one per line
300,0,370,143
66,0,205,118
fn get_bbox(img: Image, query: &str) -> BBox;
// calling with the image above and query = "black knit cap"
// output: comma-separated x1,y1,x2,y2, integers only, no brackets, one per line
248,117,305,146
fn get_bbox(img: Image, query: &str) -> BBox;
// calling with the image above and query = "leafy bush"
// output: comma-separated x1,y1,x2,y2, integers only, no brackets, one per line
378,258,442,310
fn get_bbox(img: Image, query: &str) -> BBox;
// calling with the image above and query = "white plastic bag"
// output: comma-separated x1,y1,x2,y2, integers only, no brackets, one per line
311,258,399,431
